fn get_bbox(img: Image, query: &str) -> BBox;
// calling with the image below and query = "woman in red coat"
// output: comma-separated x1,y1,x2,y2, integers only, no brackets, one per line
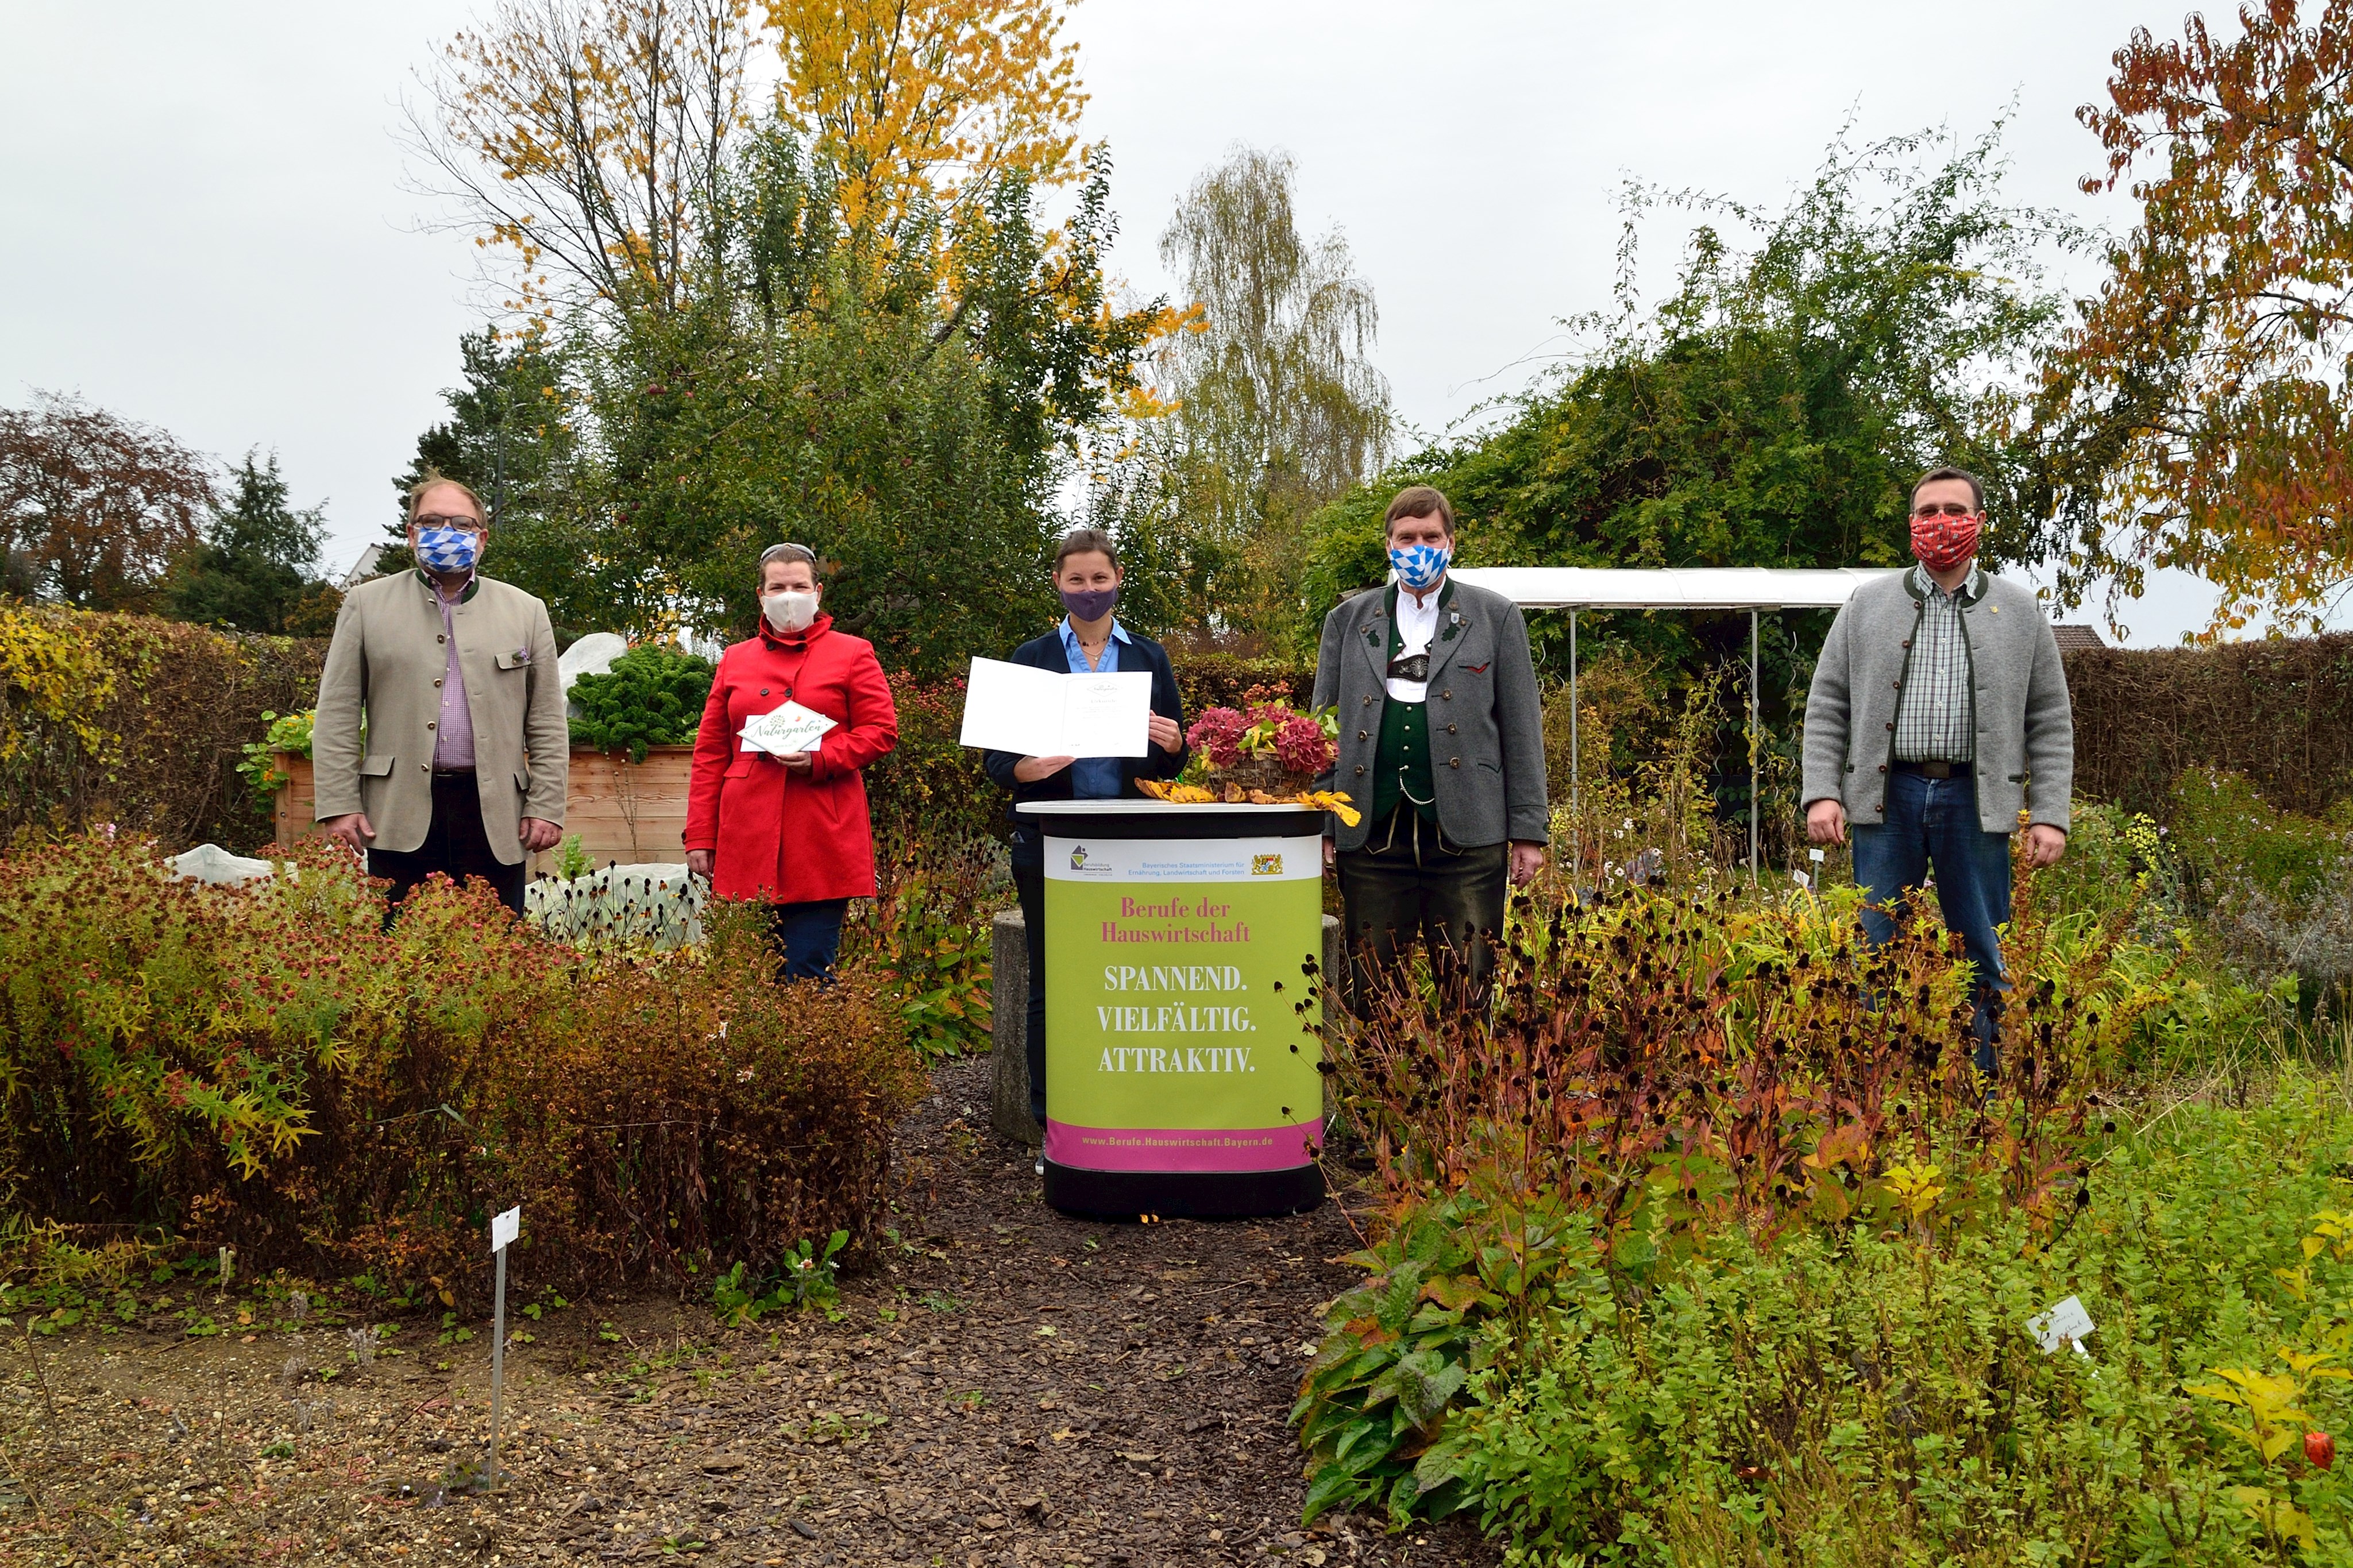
685,543,898,979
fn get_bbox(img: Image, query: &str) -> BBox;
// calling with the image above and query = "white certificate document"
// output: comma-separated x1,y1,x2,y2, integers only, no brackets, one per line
957,657,1152,758
740,700,836,755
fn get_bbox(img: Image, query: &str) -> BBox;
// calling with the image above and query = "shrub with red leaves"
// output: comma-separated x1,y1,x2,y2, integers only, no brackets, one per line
0,832,924,1306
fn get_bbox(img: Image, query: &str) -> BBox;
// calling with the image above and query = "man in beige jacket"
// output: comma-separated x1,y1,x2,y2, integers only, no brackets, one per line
313,473,566,914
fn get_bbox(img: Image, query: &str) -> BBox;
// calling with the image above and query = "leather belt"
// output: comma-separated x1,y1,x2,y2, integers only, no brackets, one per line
431,766,476,778
1891,759,1965,779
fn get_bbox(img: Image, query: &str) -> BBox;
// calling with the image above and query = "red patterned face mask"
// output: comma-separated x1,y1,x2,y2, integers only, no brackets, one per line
1910,510,1981,573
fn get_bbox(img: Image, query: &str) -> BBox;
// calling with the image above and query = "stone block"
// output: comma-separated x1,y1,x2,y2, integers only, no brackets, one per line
989,910,1039,1147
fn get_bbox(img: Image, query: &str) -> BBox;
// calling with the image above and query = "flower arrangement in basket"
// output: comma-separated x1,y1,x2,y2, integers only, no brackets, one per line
1186,696,1338,790
1135,686,1360,824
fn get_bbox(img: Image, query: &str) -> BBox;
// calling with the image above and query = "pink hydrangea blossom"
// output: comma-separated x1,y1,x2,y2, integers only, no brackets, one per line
1272,713,1335,774
1186,706,1249,768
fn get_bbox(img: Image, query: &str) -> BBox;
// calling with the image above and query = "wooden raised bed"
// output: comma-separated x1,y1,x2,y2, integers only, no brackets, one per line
558,745,693,870
271,746,696,875
272,752,319,850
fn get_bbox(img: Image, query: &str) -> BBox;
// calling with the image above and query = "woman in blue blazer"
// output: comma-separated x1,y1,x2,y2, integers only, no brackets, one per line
981,528,1189,1142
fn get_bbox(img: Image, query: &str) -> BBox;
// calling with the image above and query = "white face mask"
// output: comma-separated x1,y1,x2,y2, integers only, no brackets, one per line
762,590,819,632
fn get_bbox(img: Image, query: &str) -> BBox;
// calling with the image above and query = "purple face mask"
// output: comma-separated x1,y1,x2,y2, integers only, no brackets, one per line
1060,585,1118,623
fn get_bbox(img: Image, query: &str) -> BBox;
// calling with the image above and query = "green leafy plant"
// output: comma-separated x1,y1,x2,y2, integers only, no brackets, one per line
1294,1178,1596,1525
568,646,715,762
709,1231,848,1325
554,833,593,882
852,834,998,1061
235,708,315,814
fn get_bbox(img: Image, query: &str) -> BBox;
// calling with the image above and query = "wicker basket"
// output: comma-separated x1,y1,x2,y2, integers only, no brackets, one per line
1206,755,1315,796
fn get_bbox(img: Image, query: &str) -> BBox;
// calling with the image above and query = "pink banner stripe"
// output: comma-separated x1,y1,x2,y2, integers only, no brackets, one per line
1044,1119,1324,1174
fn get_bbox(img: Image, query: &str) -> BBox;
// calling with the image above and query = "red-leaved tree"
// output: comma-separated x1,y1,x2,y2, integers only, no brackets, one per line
2041,1,2353,636
0,393,215,610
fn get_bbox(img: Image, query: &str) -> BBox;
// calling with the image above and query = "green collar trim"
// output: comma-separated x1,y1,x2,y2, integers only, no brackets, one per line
1905,562,1986,606
416,567,481,605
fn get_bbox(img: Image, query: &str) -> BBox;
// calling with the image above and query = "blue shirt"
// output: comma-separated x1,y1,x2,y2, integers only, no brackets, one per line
1059,616,1132,799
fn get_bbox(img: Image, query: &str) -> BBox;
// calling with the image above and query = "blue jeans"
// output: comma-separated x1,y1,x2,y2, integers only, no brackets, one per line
767,898,848,983
1850,770,2009,1080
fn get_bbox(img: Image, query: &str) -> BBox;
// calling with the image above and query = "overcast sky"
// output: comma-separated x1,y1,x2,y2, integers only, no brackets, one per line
2,1,2308,645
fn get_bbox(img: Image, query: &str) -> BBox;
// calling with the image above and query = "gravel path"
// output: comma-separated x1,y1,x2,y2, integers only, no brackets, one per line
1,1058,1496,1567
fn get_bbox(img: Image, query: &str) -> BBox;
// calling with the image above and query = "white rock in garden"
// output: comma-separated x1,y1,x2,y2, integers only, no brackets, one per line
559,632,630,694
169,844,276,886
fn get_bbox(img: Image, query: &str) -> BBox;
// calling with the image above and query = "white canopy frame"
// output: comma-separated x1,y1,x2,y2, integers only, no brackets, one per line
1448,566,1902,875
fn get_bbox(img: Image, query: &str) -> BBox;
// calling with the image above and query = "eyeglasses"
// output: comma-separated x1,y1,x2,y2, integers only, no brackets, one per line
416,513,484,531
1911,502,1979,520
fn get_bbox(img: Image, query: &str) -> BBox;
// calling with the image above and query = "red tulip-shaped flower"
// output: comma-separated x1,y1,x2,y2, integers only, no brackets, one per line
2308,1431,2336,1471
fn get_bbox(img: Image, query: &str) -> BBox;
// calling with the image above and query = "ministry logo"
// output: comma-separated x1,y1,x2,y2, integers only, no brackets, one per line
1249,853,1283,876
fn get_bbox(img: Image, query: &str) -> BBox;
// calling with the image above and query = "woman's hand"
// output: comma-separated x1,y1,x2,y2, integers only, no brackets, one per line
1148,713,1183,754
686,849,714,879
1014,755,1076,783
778,751,813,774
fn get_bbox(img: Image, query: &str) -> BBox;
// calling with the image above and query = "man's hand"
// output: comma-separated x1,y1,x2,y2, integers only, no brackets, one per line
321,812,374,857
1806,799,1848,845
520,816,564,854
1013,755,1075,783
1148,713,1183,754
2023,823,2067,868
1322,838,1336,870
1509,841,1547,887
686,848,714,880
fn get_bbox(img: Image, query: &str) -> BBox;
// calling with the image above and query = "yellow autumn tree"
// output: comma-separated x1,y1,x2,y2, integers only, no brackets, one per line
412,0,762,315
763,0,1087,245
416,0,1087,303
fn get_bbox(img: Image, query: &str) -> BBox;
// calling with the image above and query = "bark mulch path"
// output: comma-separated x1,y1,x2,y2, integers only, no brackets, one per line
1,1058,1496,1567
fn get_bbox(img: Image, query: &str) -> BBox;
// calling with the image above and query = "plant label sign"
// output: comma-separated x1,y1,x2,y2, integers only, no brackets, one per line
1040,832,1324,1173
490,1205,521,1254
740,701,835,756
2028,1294,2094,1355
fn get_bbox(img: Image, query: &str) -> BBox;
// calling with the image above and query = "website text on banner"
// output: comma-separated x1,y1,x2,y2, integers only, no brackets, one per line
1042,833,1324,1173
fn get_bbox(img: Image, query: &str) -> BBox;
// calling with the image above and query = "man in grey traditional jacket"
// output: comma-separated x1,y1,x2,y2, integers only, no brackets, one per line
313,473,567,914
1312,485,1549,1006
1802,465,2073,1078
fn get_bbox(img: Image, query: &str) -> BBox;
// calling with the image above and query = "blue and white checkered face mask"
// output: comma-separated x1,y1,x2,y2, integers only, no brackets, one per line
1388,542,1449,592
415,525,483,574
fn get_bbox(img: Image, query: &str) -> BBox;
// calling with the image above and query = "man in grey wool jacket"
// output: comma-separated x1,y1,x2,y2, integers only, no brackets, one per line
1312,485,1549,1008
1802,465,2073,1080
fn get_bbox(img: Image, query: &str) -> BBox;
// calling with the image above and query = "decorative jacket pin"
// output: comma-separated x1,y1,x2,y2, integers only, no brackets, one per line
512,646,533,662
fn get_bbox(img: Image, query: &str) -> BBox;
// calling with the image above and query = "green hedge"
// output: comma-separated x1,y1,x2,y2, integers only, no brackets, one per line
0,605,325,855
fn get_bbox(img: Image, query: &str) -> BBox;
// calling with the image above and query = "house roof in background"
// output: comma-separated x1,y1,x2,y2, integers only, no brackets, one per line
2051,623,2108,652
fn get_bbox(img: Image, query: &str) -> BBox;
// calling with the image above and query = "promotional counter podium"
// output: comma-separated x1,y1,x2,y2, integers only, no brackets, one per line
1015,800,1328,1219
